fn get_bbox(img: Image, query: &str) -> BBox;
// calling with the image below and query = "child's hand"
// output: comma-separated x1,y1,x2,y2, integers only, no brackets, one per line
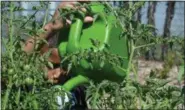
44,1,94,33
24,1,93,53
46,67,67,84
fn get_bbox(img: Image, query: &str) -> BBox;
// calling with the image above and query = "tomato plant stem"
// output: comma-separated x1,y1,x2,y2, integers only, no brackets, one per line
20,10,39,29
131,63,138,81
126,1,135,77
2,77,13,110
135,42,156,49
9,2,15,64
9,2,13,48
43,4,49,27
15,87,21,106
32,78,36,94
32,100,39,109
127,42,135,75
92,85,100,108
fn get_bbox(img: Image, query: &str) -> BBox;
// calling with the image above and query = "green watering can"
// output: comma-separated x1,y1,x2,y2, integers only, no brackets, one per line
58,2,130,91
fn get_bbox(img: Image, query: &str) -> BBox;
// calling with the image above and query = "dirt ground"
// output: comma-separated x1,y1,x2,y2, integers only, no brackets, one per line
130,59,184,87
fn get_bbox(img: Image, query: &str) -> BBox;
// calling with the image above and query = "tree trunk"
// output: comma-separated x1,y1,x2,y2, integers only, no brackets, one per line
137,4,142,23
162,1,176,60
145,1,157,60
147,2,157,30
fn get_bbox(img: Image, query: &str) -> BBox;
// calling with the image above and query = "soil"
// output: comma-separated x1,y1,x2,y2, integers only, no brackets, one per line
130,59,184,87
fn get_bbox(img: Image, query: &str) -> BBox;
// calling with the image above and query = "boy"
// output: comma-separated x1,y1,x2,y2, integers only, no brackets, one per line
24,1,93,108
24,1,93,83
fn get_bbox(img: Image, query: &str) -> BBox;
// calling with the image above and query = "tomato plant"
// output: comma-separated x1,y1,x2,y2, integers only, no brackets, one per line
1,1,71,110
1,1,184,110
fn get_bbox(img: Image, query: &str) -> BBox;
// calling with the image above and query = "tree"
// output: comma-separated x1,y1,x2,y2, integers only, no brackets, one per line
162,1,176,60
145,1,157,60
137,6,142,22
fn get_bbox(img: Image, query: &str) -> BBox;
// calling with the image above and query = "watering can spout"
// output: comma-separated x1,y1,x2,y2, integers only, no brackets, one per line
62,75,89,91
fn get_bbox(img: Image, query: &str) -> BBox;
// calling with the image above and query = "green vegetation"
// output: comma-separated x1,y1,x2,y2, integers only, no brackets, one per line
1,1,184,109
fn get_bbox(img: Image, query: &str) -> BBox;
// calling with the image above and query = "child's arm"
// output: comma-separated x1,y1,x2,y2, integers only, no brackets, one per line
23,1,93,83
24,1,93,54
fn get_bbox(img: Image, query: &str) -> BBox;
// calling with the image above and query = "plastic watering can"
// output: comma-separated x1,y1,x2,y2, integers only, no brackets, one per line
58,2,130,91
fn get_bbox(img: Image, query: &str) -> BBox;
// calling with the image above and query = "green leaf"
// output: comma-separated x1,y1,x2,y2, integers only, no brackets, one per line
36,28,45,35
100,61,104,68
32,6,41,10
13,6,24,11
177,65,184,82
69,14,74,21
47,62,53,69
93,14,99,23
15,88,21,105
67,63,72,74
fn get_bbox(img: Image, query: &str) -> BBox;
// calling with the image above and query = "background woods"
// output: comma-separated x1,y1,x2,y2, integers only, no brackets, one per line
162,1,176,60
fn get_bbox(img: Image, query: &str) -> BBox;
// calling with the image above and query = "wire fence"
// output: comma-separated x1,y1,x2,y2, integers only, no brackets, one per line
1,1,184,37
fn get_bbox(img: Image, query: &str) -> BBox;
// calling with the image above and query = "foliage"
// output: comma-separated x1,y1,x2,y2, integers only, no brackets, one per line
60,38,126,74
59,2,184,109
1,1,184,110
1,1,71,110
86,75,184,109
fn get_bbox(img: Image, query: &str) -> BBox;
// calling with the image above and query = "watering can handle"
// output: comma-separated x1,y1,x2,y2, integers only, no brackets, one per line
66,18,83,53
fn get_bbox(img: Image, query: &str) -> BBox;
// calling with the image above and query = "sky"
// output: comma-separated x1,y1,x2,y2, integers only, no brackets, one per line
141,2,184,37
